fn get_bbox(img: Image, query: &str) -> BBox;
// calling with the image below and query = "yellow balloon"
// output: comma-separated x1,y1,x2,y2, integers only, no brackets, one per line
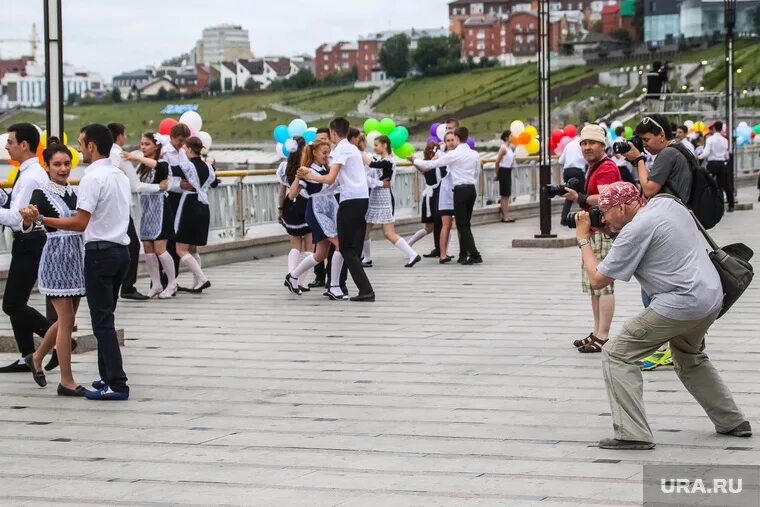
67,146,80,168
63,132,68,145
40,130,47,148
524,125,538,139
7,167,19,184
526,138,540,154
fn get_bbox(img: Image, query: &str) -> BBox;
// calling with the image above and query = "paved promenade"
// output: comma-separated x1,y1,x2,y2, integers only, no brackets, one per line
1,189,759,506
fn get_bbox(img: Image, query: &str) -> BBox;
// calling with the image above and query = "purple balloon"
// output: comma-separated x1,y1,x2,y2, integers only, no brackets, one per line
430,122,441,137
427,136,439,144
466,137,475,149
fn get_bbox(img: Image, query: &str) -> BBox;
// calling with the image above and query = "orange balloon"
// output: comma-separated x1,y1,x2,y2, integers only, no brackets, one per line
516,132,531,145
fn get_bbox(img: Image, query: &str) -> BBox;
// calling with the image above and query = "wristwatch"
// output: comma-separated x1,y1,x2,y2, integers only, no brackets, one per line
633,155,646,165
35,214,45,227
578,239,591,248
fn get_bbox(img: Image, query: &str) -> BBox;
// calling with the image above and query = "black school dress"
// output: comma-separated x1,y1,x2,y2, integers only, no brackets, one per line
174,157,214,246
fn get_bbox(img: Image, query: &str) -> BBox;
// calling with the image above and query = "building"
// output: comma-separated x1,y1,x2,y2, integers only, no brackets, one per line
315,42,358,79
448,0,594,36
136,76,179,99
646,0,756,45
112,68,154,99
355,28,448,82
644,0,682,45
217,58,298,91
195,24,254,66
0,59,103,108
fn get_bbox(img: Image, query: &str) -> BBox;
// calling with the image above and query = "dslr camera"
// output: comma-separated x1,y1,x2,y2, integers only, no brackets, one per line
567,206,604,229
545,177,583,198
612,135,644,155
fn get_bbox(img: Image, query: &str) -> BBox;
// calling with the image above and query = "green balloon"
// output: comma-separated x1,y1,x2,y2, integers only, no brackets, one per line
389,127,408,149
363,118,380,135
753,124,760,135
625,126,633,140
394,142,414,158
379,118,396,135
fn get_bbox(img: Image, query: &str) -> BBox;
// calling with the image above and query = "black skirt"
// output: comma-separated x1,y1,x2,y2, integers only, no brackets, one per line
497,167,512,197
282,195,310,236
420,188,439,224
175,194,210,246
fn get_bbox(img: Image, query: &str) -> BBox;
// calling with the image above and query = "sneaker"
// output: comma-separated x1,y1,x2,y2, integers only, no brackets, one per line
717,421,752,437
362,260,373,268
85,386,129,401
91,379,107,390
640,349,671,371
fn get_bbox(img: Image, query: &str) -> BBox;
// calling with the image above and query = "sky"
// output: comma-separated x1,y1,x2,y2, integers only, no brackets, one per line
3,1,451,80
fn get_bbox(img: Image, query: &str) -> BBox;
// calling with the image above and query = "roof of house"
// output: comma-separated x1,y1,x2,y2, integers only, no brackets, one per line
359,27,449,41
220,61,237,73
265,58,292,77
601,4,619,14
138,76,176,92
238,59,264,75
113,68,153,80
449,0,511,5
463,16,501,27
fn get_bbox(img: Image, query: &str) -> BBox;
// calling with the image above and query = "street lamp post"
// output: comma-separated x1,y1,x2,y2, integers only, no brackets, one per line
43,0,64,141
724,0,736,206
535,0,555,238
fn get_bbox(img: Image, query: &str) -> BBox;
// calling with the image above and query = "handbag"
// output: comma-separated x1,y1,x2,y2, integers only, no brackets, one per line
655,194,753,318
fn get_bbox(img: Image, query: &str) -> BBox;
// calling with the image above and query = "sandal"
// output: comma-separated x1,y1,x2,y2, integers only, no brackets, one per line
573,332,596,348
578,335,608,353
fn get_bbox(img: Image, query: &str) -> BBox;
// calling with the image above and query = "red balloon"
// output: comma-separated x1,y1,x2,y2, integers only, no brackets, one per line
159,118,178,136
563,124,577,138
752,131,757,139
551,128,564,143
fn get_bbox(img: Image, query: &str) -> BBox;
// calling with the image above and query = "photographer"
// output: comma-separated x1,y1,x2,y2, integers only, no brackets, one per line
575,182,750,450
623,114,692,200
561,124,621,353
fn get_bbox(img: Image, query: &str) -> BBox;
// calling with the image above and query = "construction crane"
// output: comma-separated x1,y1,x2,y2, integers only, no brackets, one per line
0,23,39,60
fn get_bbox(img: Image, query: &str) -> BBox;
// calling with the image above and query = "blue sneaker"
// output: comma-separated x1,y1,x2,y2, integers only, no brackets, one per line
91,379,106,389
85,386,129,401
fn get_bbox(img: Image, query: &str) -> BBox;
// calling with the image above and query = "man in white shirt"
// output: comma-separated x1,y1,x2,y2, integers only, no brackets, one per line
700,121,733,211
297,118,374,301
41,124,131,400
0,123,54,373
558,131,586,225
675,125,696,155
411,126,483,264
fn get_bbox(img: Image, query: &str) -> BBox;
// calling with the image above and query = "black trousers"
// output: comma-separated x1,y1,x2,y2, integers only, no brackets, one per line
84,245,129,393
432,189,442,252
122,217,140,292
562,167,586,221
2,234,50,356
707,160,734,209
337,199,373,295
453,185,479,259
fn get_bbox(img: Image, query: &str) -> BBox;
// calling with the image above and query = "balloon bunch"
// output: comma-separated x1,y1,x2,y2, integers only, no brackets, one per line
272,118,317,158
365,117,414,159
686,120,709,134
510,120,539,157
550,124,578,156
428,122,475,150
605,120,633,142
159,111,213,150
35,130,81,170
735,122,760,147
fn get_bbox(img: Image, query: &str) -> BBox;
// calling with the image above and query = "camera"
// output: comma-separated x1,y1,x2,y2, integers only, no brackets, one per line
612,135,644,155
567,206,604,229
545,177,582,198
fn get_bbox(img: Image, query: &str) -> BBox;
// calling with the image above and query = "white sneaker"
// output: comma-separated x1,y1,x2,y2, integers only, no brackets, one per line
158,284,177,299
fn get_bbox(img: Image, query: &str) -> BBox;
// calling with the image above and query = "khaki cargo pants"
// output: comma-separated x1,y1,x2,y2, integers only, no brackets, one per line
601,307,746,443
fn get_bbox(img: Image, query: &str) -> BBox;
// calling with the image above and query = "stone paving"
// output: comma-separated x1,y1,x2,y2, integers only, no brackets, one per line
1,189,759,506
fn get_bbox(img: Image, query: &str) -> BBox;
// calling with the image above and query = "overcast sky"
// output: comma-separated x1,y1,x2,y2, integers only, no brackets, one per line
3,1,450,79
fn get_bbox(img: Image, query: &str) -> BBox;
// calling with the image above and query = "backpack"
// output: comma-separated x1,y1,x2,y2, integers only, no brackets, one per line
664,143,724,229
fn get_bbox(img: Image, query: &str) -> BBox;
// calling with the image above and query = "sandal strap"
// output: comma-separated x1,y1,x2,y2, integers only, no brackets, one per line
578,336,608,353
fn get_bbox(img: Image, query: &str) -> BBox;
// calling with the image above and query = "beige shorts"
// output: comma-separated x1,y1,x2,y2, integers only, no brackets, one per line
582,231,614,296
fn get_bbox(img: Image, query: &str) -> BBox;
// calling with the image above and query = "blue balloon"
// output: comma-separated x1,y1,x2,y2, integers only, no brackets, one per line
303,129,317,143
288,119,308,138
274,125,289,144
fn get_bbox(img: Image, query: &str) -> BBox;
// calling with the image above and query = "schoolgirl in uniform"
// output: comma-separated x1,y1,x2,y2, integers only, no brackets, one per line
433,132,456,263
406,141,446,254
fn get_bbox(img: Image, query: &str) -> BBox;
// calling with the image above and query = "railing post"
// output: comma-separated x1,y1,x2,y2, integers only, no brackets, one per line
235,177,246,239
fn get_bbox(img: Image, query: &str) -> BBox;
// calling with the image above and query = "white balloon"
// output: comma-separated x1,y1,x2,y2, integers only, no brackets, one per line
684,120,694,129
514,145,529,158
197,131,213,150
738,121,748,129
288,119,308,138
179,111,203,132
436,124,447,142
610,120,622,130
366,130,381,147
275,142,285,158
510,120,525,136
0,133,9,160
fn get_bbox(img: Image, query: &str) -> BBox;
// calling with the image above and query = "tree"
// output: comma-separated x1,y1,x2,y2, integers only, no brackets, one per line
244,77,261,91
379,33,410,79
66,92,80,106
156,86,168,100
111,87,123,103
412,35,463,76
609,28,632,44
752,5,760,34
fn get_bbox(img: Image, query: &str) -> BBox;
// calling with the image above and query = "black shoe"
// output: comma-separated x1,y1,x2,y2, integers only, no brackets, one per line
176,285,194,293
0,359,30,373
349,292,376,302
728,207,735,213
463,255,483,265
340,286,349,297
121,289,149,301
423,249,440,258
439,257,452,264
599,438,655,450
23,354,46,387
189,280,211,294
57,384,90,397
362,260,373,268
324,289,348,301
718,421,752,437
405,255,422,268
456,257,467,264
308,278,325,288
284,274,302,295
45,339,78,371
299,285,310,293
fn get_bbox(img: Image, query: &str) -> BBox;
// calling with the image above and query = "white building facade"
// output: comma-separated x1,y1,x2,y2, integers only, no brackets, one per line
1,60,103,108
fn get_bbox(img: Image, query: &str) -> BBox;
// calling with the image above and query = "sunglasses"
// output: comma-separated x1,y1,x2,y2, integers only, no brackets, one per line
642,116,665,135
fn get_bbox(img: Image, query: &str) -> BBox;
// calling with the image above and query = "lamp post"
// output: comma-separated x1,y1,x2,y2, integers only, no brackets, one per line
43,0,64,141
724,0,736,206
535,0,555,238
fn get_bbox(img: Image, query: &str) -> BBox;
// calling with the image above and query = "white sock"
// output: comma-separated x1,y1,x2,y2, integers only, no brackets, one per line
158,251,176,287
191,252,202,285
394,238,418,262
292,253,319,280
362,240,371,262
144,253,162,290
181,254,207,287
407,228,429,247
287,248,300,275
330,251,344,295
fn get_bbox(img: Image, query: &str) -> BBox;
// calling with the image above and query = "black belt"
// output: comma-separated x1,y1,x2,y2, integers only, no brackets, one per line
13,230,44,240
454,184,476,190
85,241,125,251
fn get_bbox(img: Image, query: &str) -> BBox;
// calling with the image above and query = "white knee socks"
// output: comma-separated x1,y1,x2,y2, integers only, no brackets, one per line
394,238,418,262
144,253,162,291
330,251,344,295
158,251,176,288
180,254,207,288
362,240,371,262
407,228,429,247
291,253,319,280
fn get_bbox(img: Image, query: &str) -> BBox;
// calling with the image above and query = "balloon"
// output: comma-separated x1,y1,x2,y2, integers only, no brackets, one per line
197,131,213,149
378,118,396,135
36,142,44,160
159,118,178,135
179,111,203,132
189,127,199,138
363,118,380,134
67,146,80,168
738,121,748,129
427,136,438,144
736,136,747,147
40,130,47,148
516,132,531,145
514,145,529,158
287,119,307,138
273,124,290,144
551,128,564,143
429,122,441,138
275,142,286,158
284,138,299,154
753,124,760,135
510,120,525,136
394,142,414,158
303,129,317,143
526,138,540,154
608,128,617,140
388,126,409,149
9,160,20,169
366,130,381,147
625,126,633,139
466,137,475,149
684,120,694,129
0,133,9,160
524,125,538,139
610,120,623,131
563,124,577,138
436,124,447,142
